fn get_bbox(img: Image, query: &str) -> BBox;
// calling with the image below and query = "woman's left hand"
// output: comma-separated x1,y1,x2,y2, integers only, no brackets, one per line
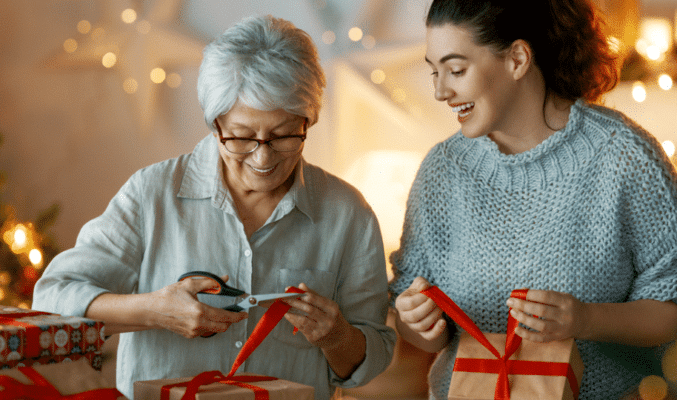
506,289,591,342
283,283,352,350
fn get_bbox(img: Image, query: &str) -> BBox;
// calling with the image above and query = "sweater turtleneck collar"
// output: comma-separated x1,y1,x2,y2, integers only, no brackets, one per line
445,99,610,192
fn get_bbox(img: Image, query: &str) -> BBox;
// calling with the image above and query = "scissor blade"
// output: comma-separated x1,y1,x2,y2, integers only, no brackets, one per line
235,292,303,310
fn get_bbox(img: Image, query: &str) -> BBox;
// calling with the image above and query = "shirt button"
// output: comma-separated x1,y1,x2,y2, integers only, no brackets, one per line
244,250,252,257
235,341,243,349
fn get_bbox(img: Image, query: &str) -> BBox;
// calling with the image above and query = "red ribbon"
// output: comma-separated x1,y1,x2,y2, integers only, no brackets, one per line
0,310,51,359
161,286,306,400
422,286,580,400
0,366,122,399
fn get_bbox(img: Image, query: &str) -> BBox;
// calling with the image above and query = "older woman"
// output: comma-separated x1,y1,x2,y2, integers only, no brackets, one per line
33,15,395,400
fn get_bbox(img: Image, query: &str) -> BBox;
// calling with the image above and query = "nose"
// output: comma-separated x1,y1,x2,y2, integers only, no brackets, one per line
434,74,454,102
249,142,275,165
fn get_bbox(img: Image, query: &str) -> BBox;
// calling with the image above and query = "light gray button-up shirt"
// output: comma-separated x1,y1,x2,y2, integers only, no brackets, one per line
33,134,395,399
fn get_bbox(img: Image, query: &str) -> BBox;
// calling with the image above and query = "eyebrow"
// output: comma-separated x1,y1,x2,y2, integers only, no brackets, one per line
425,53,468,64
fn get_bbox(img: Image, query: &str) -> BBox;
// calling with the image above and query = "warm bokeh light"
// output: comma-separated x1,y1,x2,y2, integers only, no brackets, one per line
63,38,78,53
166,73,182,88
13,225,27,248
76,20,91,34
29,249,43,268
137,20,151,34
348,27,363,42
322,30,336,45
0,272,10,286
0,288,5,301
123,78,139,94
632,81,647,102
662,342,677,382
636,18,672,60
662,140,675,158
392,87,406,103
102,52,117,68
371,69,386,84
658,74,673,91
638,375,668,400
121,8,137,24
150,68,166,84
362,35,376,50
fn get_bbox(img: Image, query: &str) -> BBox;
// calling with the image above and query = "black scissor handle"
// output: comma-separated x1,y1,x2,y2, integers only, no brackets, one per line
178,271,245,297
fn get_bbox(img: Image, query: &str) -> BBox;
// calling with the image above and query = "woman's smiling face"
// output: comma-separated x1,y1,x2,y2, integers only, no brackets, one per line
215,101,305,196
426,23,517,139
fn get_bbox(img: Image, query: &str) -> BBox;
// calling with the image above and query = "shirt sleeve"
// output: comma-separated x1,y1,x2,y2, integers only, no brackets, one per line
618,130,677,304
329,209,396,388
32,172,145,317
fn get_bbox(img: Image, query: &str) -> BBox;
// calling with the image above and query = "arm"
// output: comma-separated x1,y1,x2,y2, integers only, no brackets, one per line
86,275,247,337
394,276,451,353
507,290,677,347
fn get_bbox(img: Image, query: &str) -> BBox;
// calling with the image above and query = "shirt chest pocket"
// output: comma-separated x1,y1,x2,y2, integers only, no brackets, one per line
271,268,337,348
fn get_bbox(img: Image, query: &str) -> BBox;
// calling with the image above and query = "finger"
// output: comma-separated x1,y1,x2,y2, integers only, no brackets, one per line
513,326,549,342
407,306,444,332
396,291,432,313
182,276,223,295
220,275,230,284
203,304,248,323
399,297,439,324
510,308,547,333
419,318,446,341
507,297,553,320
524,289,561,306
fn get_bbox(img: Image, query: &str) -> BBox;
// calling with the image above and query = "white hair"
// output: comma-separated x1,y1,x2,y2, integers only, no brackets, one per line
197,15,326,132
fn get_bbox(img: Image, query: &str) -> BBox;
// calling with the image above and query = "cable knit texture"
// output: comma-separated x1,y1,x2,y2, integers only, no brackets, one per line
389,100,677,400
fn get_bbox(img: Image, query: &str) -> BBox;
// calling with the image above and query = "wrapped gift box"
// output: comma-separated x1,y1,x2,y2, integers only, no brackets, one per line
0,306,105,370
0,357,124,399
134,372,314,400
448,333,584,400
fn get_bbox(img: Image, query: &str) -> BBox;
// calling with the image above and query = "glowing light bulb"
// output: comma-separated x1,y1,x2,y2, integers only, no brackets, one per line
150,68,166,84
348,27,363,42
322,31,336,45
29,249,43,268
121,9,137,24
371,69,386,84
658,74,673,91
662,141,675,158
632,82,647,103
102,52,117,68
646,45,661,61
13,225,27,247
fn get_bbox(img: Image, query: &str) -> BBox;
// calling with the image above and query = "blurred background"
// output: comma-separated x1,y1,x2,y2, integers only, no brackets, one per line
1,1,677,398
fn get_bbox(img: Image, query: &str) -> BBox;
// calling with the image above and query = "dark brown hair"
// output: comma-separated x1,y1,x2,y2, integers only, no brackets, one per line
426,0,619,103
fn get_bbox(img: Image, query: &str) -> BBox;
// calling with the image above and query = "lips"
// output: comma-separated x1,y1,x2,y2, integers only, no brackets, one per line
450,102,474,123
248,164,276,175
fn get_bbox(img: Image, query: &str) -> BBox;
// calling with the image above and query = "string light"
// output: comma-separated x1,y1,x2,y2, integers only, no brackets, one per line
123,78,139,94
102,52,117,68
150,68,166,84
121,9,137,24
658,74,673,91
632,81,647,102
29,249,43,268
76,20,91,34
348,27,363,42
371,69,386,84
662,140,675,158
63,39,77,53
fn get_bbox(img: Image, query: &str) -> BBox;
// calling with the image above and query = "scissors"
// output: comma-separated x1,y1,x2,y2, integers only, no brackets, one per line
178,271,302,312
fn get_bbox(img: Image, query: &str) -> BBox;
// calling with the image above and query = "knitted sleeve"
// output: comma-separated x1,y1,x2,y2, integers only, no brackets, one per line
615,125,677,304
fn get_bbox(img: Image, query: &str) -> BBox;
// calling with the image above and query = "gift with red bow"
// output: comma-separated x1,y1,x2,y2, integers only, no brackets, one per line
133,286,314,400
422,287,584,400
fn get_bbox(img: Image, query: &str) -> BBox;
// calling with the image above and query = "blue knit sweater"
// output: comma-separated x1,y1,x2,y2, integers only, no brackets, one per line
389,99,677,399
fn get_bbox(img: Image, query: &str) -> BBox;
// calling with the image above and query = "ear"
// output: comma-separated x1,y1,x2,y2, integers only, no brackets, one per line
505,39,533,80
212,118,222,138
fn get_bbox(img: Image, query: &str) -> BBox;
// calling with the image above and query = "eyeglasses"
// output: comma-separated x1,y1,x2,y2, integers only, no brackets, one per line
219,135,306,154
218,120,307,155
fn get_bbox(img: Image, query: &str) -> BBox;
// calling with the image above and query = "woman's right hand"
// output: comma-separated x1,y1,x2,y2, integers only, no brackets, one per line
142,274,248,338
395,276,447,344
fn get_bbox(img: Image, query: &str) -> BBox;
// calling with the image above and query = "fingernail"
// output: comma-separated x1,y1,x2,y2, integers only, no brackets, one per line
506,299,514,307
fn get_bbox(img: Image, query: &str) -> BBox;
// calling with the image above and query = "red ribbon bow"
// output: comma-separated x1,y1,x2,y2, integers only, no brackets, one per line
0,366,122,399
161,286,306,400
422,287,580,400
